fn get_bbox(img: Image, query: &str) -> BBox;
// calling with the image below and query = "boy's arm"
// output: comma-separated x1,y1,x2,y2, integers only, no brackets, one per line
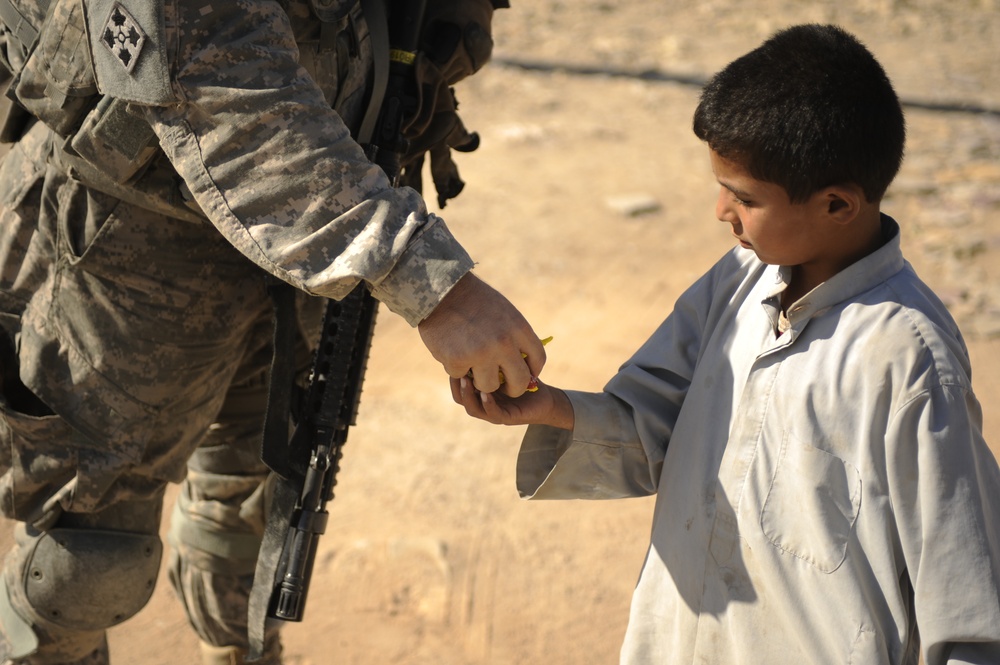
887,385,1000,664
516,389,660,500
455,251,747,501
452,376,660,498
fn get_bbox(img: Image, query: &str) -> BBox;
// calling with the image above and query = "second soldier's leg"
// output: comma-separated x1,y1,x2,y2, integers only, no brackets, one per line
168,291,323,665
167,358,282,665
168,290,323,665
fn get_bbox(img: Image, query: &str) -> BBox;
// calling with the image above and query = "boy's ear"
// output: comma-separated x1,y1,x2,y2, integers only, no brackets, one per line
822,185,863,224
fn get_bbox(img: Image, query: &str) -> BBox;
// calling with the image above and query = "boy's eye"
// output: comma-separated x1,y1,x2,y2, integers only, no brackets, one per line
734,195,751,206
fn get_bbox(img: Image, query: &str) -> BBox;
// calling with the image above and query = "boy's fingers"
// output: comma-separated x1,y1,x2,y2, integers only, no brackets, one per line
459,378,479,407
479,391,506,424
450,377,464,404
454,377,494,421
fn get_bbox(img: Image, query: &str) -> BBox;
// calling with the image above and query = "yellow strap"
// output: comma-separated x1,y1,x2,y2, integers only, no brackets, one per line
389,48,417,65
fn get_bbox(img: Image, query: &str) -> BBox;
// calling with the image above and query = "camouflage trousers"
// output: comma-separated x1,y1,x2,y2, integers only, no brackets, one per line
0,122,318,664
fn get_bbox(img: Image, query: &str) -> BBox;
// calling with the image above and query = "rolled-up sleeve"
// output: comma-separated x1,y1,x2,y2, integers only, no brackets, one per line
144,1,472,325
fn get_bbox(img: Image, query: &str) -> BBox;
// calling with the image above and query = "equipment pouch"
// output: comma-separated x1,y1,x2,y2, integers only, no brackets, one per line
11,0,99,137
65,94,157,184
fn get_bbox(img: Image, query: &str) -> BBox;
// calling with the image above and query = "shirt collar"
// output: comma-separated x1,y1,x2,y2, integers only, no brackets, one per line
763,214,905,329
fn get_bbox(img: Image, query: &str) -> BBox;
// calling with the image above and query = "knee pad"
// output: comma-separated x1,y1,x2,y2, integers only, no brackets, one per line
20,528,162,631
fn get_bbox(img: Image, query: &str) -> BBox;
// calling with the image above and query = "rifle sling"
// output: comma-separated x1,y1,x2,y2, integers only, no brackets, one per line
357,0,389,146
247,472,300,659
259,281,298,479
247,279,298,659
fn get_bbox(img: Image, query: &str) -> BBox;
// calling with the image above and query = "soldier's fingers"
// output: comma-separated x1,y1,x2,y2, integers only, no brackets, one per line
468,364,501,394
520,334,548,379
497,357,531,398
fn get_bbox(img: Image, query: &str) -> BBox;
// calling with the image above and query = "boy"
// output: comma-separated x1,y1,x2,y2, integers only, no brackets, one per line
453,24,1000,665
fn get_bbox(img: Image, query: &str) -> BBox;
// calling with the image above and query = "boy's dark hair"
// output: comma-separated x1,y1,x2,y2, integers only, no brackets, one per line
693,24,905,203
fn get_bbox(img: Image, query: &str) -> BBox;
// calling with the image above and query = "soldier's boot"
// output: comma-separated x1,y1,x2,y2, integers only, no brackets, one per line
199,633,282,665
200,643,246,665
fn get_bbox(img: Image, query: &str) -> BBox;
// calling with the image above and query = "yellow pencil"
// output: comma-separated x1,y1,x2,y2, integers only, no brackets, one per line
499,336,552,392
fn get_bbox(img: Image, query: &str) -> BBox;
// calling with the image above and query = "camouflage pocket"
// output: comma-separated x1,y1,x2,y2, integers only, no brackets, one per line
0,327,128,521
0,396,135,519
0,123,45,211
0,400,77,521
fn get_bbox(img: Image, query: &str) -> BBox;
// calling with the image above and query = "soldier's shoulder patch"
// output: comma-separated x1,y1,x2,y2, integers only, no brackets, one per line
86,0,175,105
100,4,146,74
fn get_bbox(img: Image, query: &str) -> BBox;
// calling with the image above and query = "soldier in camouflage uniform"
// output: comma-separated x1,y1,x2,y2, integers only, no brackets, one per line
0,0,537,663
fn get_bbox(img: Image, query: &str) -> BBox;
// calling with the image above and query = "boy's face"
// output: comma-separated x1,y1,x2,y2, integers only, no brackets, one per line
710,150,827,268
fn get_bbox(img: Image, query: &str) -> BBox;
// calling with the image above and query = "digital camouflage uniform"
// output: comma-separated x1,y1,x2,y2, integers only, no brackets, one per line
0,0,497,662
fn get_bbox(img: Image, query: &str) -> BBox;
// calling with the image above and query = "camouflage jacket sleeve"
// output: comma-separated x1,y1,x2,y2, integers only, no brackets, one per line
140,1,473,326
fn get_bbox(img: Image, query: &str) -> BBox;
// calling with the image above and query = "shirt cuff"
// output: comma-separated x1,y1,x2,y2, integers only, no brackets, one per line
516,391,650,500
369,215,475,326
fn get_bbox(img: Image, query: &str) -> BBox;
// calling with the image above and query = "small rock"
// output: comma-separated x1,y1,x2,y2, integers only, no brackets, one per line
495,123,547,143
605,193,662,217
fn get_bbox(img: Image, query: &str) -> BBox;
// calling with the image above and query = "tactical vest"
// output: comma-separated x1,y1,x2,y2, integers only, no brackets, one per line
0,0,375,222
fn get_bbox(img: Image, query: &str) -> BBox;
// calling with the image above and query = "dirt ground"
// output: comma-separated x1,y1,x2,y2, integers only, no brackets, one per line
2,1,999,663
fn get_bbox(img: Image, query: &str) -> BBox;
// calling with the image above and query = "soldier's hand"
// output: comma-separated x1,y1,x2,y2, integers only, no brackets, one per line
418,272,545,396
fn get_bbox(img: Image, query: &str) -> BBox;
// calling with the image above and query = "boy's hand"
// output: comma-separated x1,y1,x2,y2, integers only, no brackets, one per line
451,376,575,430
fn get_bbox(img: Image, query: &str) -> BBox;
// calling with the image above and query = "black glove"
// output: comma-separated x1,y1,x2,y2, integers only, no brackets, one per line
399,0,501,207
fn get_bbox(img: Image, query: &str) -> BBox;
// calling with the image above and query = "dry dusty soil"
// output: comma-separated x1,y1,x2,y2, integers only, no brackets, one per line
2,1,999,663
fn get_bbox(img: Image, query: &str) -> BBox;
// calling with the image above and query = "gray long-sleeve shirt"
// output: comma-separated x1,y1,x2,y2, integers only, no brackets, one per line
519,218,1000,664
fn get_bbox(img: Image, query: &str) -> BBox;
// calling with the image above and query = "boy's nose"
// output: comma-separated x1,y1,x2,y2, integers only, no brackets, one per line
715,188,735,223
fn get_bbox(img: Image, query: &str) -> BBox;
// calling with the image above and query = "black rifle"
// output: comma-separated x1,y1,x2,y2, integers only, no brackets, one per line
262,286,379,623
247,0,428,660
